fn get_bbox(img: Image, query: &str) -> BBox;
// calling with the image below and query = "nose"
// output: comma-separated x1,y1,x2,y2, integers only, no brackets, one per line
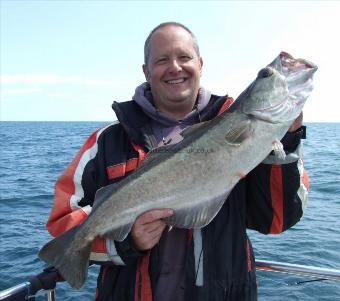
169,59,182,73
257,67,273,78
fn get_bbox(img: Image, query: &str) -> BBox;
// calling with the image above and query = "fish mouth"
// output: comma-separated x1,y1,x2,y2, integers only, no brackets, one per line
280,51,316,69
279,51,317,76
238,52,317,125
278,52,317,107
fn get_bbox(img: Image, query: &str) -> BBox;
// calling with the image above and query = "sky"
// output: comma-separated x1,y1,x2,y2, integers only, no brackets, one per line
1,0,339,122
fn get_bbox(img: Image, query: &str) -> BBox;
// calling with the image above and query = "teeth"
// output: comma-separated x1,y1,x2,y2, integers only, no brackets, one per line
167,78,185,84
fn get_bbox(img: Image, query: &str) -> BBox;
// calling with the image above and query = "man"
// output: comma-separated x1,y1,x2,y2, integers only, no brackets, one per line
46,22,308,301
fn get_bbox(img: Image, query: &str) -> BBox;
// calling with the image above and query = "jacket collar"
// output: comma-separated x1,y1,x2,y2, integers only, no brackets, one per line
111,90,228,150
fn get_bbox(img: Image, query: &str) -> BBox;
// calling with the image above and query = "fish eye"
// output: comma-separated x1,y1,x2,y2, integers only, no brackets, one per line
257,67,273,79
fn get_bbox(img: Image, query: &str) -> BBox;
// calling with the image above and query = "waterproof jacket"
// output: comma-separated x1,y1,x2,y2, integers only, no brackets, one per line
46,94,309,301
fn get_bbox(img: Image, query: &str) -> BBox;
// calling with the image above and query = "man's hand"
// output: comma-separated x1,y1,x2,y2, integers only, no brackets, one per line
131,209,174,251
288,112,303,132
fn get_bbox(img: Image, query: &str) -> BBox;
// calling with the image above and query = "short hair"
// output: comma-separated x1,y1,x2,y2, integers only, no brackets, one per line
144,22,200,65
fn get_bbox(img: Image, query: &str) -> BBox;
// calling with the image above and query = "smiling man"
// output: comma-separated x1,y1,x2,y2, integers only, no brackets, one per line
142,24,203,120
46,22,308,301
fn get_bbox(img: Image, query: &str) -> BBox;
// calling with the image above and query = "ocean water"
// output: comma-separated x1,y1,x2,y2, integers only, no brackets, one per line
0,122,339,300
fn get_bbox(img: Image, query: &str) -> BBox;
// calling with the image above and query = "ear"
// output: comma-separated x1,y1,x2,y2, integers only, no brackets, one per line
199,57,203,76
142,64,149,81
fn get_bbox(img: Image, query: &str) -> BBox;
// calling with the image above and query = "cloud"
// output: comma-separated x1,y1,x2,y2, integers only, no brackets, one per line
0,74,118,87
2,87,43,96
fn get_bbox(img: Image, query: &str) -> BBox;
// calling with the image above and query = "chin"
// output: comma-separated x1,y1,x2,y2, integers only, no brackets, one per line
172,89,193,100
168,96,191,105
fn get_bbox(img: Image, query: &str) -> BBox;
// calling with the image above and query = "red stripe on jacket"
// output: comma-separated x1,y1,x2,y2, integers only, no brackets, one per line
46,130,100,237
132,143,147,164
46,129,108,253
269,165,284,234
246,239,252,272
217,96,234,115
107,158,139,180
302,168,310,191
134,252,153,301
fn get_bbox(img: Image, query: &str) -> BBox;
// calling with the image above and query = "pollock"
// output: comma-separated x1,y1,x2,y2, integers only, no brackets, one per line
39,52,317,289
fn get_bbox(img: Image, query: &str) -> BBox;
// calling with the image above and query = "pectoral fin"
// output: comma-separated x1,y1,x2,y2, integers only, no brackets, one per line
225,120,253,145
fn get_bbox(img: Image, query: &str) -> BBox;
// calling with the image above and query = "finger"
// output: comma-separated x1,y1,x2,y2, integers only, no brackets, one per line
134,220,167,237
145,221,167,235
144,228,167,249
131,224,166,250
136,209,173,224
140,235,163,250
149,233,164,245
131,219,166,241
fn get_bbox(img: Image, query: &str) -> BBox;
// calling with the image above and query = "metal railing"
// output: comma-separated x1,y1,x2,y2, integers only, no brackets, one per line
1,260,339,300
0,267,60,301
256,259,340,281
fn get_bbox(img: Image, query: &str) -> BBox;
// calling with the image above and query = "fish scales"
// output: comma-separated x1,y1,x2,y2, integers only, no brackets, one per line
39,51,317,289
88,127,231,237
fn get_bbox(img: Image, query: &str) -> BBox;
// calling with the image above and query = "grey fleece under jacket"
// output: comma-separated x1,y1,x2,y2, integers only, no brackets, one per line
132,82,212,146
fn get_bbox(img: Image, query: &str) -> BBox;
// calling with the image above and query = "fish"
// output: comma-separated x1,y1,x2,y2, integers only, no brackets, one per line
38,51,317,289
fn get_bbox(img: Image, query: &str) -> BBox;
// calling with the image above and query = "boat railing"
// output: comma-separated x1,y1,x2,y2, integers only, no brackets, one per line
256,260,340,282
0,266,60,301
1,260,340,300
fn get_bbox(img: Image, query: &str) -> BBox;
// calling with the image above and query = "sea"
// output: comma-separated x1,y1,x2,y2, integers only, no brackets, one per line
0,121,339,301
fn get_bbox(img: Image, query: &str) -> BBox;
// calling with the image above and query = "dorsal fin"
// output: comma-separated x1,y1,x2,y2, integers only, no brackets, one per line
140,143,177,166
180,121,211,138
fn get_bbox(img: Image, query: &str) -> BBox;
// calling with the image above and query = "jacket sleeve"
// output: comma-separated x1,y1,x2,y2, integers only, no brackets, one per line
246,127,309,234
46,128,113,263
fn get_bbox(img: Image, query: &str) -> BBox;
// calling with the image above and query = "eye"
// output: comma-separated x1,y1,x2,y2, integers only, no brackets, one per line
180,55,192,61
155,57,167,64
257,67,273,79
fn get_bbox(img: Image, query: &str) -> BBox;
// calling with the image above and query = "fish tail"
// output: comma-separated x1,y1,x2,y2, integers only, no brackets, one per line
38,225,92,289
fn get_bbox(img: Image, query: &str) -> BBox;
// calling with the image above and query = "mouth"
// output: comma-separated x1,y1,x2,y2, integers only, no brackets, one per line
279,51,317,75
164,77,188,85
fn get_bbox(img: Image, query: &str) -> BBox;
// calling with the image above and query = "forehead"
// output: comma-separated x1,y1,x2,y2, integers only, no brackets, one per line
149,26,196,56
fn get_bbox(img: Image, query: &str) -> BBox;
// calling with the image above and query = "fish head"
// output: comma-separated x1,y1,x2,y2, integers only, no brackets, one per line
239,51,317,124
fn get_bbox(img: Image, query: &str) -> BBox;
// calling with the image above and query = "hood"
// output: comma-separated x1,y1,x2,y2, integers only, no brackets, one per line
132,82,212,146
132,82,211,127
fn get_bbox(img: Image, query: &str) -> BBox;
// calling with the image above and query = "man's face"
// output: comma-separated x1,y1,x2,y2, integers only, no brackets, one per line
143,25,203,116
